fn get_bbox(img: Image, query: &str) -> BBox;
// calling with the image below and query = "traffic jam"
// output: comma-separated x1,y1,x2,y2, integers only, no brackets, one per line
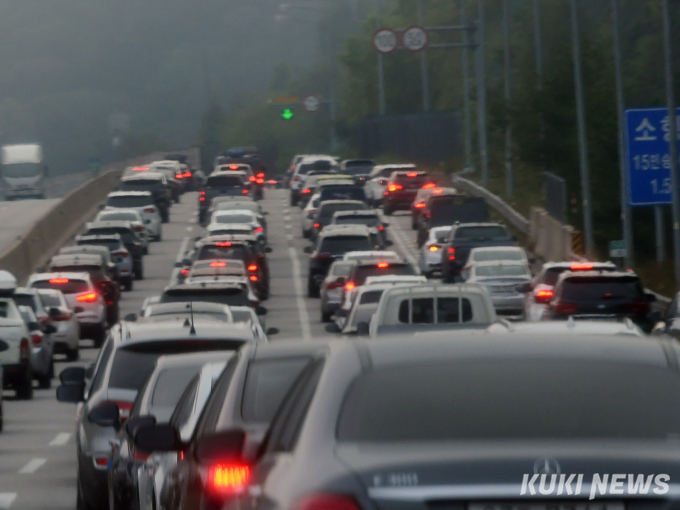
1,151,680,510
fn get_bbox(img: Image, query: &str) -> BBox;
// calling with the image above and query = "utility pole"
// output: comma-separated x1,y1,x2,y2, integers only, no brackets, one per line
663,0,680,286
611,0,634,267
503,0,512,198
416,0,430,111
376,0,386,114
533,0,546,174
569,0,594,257
475,0,489,187
460,0,473,172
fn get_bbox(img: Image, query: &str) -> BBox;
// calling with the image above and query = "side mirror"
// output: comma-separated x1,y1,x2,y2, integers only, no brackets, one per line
59,366,86,385
385,240,394,247
88,402,121,430
263,211,270,216
194,236,202,242
265,246,273,253
182,259,192,266
124,313,137,322
255,306,267,316
356,322,370,336
49,307,61,317
516,282,532,293
194,430,246,465
125,415,156,437
383,221,390,227
134,424,181,452
43,324,57,335
648,311,662,324
303,247,313,254
56,383,85,403
652,321,667,335
265,327,279,336
325,323,341,334
85,363,95,379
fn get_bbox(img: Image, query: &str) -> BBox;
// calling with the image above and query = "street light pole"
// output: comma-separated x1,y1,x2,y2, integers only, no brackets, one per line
475,0,489,187
503,0,512,198
416,0,430,112
662,0,680,286
460,0,472,171
569,0,594,257
376,0,386,114
533,0,546,174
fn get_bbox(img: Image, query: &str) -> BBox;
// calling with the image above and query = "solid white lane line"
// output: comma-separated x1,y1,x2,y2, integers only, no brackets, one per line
19,458,46,474
0,493,16,509
288,247,312,341
49,432,71,446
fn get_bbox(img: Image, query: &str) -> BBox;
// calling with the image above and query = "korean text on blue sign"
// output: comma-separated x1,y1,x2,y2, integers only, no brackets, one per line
625,107,680,206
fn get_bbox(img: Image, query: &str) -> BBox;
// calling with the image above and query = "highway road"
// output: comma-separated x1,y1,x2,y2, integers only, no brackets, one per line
0,189,418,509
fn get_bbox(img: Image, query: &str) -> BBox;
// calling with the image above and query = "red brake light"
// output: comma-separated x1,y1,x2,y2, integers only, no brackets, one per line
248,264,258,272
31,333,42,346
345,282,356,291
293,494,361,510
210,261,227,267
406,172,418,177
181,268,189,276
570,264,594,271
554,302,578,314
183,171,192,178
257,173,264,178
253,227,263,233
249,275,258,282
256,178,265,184
215,242,232,247
200,190,206,195
144,207,156,213
415,202,425,208
422,183,436,189
387,184,403,192
135,225,145,232
19,338,29,359
175,174,183,179
377,262,389,268
249,176,257,182
242,189,248,194
94,457,108,467
447,247,456,260
76,292,98,303
534,289,554,304
433,188,443,194
314,223,320,228
302,188,311,194
199,197,206,202
49,278,69,284
229,165,240,170
209,464,250,494
132,166,149,171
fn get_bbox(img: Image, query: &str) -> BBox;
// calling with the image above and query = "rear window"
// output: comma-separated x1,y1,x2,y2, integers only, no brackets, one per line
320,203,367,218
359,290,384,305
38,292,62,308
207,175,243,187
353,264,416,286
298,161,336,175
214,213,254,224
393,173,429,188
161,288,250,307
196,245,248,262
331,263,354,277
474,265,529,277
472,250,524,262
77,239,121,251
319,236,372,255
120,180,161,192
398,297,473,324
87,228,135,244
320,188,366,202
152,367,202,408
334,215,379,227
337,360,680,441
455,226,510,240
107,195,154,208
109,350,160,390
231,310,253,323
50,266,106,281
430,198,489,225
99,212,138,222
31,279,90,294
560,277,643,302
11,295,35,312
240,357,311,423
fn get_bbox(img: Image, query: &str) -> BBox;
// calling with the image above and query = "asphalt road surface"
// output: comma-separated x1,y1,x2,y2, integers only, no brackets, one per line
0,189,419,509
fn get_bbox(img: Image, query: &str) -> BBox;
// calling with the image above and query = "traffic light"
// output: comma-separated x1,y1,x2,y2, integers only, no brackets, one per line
281,108,294,120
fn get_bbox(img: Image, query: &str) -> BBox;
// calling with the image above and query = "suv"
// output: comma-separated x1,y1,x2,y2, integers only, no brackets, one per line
106,190,166,228
310,200,368,238
82,221,145,280
341,158,375,185
75,234,134,291
364,163,416,206
289,156,339,205
417,193,488,247
160,282,260,309
331,210,389,244
545,271,656,331
117,173,171,222
305,228,374,297
382,170,430,215
55,320,256,510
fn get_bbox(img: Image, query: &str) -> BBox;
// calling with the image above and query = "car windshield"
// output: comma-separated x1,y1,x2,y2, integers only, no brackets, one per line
207,175,243,187
334,215,379,227
31,279,90,294
320,203,367,218
196,245,248,262
320,188,366,202
107,195,154,208
561,277,643,301
455,226,509,240
319,236,372,255
354,264,416,286
474,265,529,277
472,250,524,262
337,360,680,441
214,213,254,224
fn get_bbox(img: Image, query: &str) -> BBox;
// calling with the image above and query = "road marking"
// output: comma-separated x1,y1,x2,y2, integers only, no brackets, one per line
288,247,312,341
389,222,418,268
0,493,16,509
284,215,290,221
19,458,46,474
286,234,293,240
49,432,71,446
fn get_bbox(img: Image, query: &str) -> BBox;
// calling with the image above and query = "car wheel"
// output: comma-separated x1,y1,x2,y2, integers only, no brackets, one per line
302,229,311,239
321,307,332,323
66,345,80,362
290,195,298,207
307,277,320,298
135,264,144,281
76,472,96,510
411,216,418,230
16,366,33,400
38,364,52,389
156,230,162,242
123,277,133,292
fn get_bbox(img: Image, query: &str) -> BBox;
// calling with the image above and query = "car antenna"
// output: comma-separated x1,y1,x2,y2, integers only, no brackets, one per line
189,301,196,335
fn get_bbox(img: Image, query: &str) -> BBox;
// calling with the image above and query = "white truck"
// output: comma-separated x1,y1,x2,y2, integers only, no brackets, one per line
361,283,497,338
1,144,47,200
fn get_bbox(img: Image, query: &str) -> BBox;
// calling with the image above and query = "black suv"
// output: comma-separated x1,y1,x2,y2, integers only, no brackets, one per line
310,200,367,238
417,194,489,247
82,221,145,280
546,271,656,331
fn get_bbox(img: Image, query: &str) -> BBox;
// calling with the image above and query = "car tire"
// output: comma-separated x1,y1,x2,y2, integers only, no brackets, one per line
321,307,332,323
290,195,298,207
135,263,144,281
307,277,320,298
411,216,418,230
143,245,149,255
66,345,80,362
38,363,52,389
302,229,311,239
156,230,162,242
123,277,133,292
16,366,33,400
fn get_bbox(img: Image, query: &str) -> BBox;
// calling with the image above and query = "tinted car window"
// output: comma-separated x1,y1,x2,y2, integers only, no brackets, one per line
86,227,136,244
207,175,243,187
120,181,162,192
319,236,372,255
359,290,384,305
319,187,366,202
214,214,254,224
196,245,248,262
11,294,36,312
240,358,311,423
334,215,380,227
353,264,415,286
560,277,643,301
108,350,161,390
152,367,202,408
455,226,509,240
161,288,250,307
50,266,106,281
77,239,122,251
431,198,489,225
31,279,90,294
90,339,114,395
99,212,139,222
393,174,429,188
475,265,529,277
319,203,367,218
337,361,680,441
438,297,473,323
107,195,154,208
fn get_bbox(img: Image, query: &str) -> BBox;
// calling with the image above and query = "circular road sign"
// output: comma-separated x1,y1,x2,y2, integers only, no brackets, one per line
303,95,321,113
402,25,429,52
372,28,398,54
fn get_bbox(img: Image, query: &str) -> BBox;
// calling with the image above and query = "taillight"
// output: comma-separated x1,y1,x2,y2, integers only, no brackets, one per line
302,189,311,194
415,202,426,208
257,173,264,178
293,494,361,510
422,183,436,189
534,289,554,304
249,275,258,282
433,188,443,194
131,446,150,462
314,223,320,228
406,172,418,177
242,189,248,195
313,252,332,260
248,264,258,272
112,249,129,257
345,282,356,291
76,292,98,303
209,464,250,494
181,268,189,276
31,333,42,346
571,264,594,270
229,165,240,170
377,225,384,231
447,247,456,261
249,176,257,182
20,338,29,360
183,171,192,178
175,174,183,179
94,457,108,468
377,262,389,268
144,207,156,213
135,225,145,232
429,244,440,252
387,184,403,192
253,227,263,233
210,261,227,267
554,302,578,314
627,302,649,314
215,242,232,247
49,278,69,284
256,178,265,184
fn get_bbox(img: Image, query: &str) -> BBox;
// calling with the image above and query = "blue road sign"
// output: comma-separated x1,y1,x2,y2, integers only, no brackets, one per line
625,107,680,206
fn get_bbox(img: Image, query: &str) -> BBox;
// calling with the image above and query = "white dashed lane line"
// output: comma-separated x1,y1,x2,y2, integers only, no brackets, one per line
18,459,46,474
0,493,16,509
49,433,71,447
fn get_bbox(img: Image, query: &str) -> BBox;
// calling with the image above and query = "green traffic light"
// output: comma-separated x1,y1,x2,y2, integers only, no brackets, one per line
281,108,294,120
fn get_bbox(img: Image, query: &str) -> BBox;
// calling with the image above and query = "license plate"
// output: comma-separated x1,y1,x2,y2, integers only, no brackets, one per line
470,503,624,510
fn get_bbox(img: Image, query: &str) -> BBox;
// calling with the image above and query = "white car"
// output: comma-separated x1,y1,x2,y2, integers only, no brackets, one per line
104,191,163,241
208,209,265,244
141,301,233,323
486,317,645,336
27,272,108,346
231,305,271,341
0,271,37,400
96,208,158,247
205,223,253,237
18,305,54,389
340,274,427,317
289,155,340,206
461,260,532,319
183,274,259,305
302,193,321,238
418,226,453,277
468,246,530,266
364,164,415,206
36,288,80,361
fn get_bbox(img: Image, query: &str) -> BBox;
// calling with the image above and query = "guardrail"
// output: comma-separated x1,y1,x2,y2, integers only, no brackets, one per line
0,149,199,283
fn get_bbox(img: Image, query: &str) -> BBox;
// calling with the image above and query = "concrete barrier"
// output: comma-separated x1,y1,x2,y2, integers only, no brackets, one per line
0,149,198,283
